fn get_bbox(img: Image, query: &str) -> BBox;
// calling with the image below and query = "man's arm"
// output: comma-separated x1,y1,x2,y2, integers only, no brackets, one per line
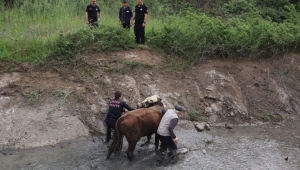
162,108,168,114
119,8,122,25
85,12,89,24
142,14,148,27
97,6,101,21
122,101,135,111
168,118,178,139
142,6,148,27
131,13,135,26
143,14,148,24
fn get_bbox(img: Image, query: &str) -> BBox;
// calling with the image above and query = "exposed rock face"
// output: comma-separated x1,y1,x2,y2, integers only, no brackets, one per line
0,97,90,149
1,50,300,150
202,70,248,120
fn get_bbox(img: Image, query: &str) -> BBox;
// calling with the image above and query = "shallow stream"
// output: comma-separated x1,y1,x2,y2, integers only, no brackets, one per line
1,121,299,170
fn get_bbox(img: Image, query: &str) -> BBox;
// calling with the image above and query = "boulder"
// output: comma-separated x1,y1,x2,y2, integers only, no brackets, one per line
205,123,211,131
177,148,189,155
177,120,195,129
194,122,206,132
225,123,234,129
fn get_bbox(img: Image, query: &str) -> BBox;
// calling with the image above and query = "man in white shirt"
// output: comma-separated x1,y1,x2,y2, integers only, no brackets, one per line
157,105,183,160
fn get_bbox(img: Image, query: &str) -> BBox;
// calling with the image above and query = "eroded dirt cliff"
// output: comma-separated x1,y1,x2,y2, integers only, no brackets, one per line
1,49,300,149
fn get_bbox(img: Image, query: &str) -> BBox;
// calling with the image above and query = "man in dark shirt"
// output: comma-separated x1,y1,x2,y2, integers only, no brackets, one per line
131,0,148,44
104,91,134,143
157,105,183,160
119,0,133,29
85,0,101,27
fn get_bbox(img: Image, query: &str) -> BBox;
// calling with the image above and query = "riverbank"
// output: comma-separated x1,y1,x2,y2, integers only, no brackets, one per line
1,49,300,151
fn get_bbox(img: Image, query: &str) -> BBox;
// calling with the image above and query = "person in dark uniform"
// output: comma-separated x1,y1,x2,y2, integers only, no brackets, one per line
119,0,133,29
104,91,134,143
131,0,148,44
85,0,101,26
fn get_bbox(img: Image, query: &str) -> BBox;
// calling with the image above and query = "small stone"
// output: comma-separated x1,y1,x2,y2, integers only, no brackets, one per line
91,104,97,112
225,123,234,129
143,74,151,80
177,148,188,154
230,111,235,117
19,62,31,72
205,123,211,131
92,91,98,96
194,122,206,132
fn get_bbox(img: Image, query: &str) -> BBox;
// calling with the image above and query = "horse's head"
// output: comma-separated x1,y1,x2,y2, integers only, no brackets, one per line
137,95,162,108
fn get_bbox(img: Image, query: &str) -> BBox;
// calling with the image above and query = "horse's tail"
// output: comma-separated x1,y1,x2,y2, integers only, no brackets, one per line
106,118,123,160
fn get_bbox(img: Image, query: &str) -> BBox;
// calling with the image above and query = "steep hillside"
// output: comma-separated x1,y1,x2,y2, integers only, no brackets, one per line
1,49,300,149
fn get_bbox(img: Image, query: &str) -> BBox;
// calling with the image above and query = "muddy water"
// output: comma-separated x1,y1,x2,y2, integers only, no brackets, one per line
0,121,299,170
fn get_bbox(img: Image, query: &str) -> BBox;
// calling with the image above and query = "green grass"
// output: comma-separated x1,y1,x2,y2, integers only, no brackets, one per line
260,113,284,122
26,90,41,104
2,0,300,64
0,0,164,63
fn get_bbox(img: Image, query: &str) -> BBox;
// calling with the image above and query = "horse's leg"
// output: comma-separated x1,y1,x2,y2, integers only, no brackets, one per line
114,135,123,154
147,134,152,143
126,140,138,161
155,133,159,151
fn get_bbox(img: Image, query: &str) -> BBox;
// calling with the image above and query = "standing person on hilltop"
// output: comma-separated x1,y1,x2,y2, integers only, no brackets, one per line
157,105,184,162
119,0,133,29
131,0,148,44
103,91,135,144
85,0,101,27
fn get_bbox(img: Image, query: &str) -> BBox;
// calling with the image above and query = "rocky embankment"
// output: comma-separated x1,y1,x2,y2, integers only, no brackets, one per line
1,49,300,150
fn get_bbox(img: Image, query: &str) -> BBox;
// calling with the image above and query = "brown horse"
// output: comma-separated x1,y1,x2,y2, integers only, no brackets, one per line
106,103,165,161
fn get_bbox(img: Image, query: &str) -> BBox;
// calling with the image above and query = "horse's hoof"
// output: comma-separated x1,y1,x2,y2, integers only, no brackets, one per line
126,151,134,161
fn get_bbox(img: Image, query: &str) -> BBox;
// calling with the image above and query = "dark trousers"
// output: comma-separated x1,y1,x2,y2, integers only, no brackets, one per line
89,19,98,27
122,22,130,29
134,24,145,44
157,134,177,152
105,118,117,142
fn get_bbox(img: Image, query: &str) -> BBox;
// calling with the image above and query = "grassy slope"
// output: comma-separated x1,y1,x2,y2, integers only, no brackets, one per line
0,0,163,62
1,0,300,63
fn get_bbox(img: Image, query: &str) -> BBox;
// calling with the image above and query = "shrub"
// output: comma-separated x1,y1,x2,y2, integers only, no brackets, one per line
48,26,135,63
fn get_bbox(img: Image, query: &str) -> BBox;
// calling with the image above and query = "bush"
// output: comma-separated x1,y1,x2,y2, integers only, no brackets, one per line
48,26,135,63
148,8,300,63
2,0,300,64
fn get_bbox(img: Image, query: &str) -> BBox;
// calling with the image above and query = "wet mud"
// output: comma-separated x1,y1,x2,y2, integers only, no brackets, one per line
0,121,299,170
